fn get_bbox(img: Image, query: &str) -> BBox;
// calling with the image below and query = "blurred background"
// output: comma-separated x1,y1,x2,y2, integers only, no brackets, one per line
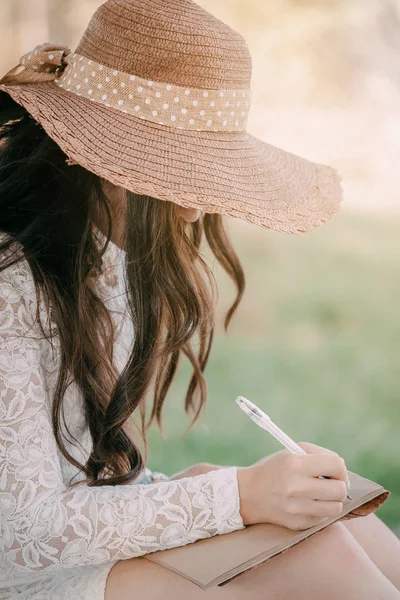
1,0,399,534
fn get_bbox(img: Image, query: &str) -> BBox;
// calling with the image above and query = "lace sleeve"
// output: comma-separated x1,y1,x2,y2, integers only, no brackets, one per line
0,263,245,585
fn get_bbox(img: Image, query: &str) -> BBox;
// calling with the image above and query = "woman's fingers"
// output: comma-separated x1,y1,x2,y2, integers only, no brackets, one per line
297,442,350,489
303,478,348,501
297,453,348,482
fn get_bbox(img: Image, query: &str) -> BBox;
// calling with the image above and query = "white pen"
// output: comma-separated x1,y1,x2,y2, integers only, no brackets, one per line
236,396,351,500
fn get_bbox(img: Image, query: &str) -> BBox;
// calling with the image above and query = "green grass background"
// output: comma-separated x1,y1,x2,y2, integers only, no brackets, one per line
146,210,400,534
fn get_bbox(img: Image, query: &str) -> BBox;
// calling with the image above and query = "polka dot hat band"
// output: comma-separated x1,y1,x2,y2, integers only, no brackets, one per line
14,44,251,132
0,0,342,234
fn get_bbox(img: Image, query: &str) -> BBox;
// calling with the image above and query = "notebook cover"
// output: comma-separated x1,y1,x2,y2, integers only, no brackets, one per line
145,470,390,590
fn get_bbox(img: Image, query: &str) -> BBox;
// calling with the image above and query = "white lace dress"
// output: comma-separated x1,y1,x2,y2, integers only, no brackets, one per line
0,227,245,600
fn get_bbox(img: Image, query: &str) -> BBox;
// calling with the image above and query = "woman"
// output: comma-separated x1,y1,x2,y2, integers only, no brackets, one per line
0,1,399,599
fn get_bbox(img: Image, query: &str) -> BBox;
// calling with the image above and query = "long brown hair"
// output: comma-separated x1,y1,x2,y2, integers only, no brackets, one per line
0,92,245,487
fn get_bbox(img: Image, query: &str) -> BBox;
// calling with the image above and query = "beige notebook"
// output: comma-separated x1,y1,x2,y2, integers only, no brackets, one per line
145,470,390,590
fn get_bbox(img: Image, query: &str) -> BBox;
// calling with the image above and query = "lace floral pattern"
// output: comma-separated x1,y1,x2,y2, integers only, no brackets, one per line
0,230,244,598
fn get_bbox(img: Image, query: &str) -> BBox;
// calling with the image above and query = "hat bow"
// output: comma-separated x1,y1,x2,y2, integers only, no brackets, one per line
0,43,71,86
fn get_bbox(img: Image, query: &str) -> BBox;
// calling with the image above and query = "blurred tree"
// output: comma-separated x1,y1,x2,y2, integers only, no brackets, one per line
374,0,400,87
49,0,74,44
0,2,15,66
48,0,103,48
5,0,49,61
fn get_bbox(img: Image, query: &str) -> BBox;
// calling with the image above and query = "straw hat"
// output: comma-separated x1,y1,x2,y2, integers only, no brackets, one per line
0,0,342,234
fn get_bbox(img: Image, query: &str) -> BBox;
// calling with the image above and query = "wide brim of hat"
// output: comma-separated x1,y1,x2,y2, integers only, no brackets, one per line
0,81,342,234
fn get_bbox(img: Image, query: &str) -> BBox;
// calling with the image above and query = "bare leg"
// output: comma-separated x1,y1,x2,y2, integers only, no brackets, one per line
105,523,400,600
343,514,400,591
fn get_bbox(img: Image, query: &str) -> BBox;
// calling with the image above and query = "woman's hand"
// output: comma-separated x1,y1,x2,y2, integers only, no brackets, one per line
169,462,223,480
237,441,350,531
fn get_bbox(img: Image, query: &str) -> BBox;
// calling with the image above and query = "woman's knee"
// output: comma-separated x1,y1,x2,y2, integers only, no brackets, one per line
312,520,367,558
310,520,357,547
228,522,375,598
292,521,369,567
